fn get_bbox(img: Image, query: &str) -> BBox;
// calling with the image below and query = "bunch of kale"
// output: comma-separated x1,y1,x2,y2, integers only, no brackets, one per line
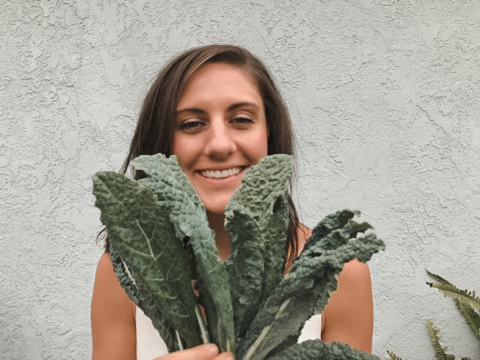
93,154,384,359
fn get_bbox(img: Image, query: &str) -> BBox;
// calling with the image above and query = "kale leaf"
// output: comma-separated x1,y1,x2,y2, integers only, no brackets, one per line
225,155,292,342
269,340,379,360
92,171,203,351
131,154,235,352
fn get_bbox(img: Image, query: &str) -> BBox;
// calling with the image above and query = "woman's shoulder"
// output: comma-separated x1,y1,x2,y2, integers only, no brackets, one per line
322,259,373,352
95,251,114,276
338,259,371,281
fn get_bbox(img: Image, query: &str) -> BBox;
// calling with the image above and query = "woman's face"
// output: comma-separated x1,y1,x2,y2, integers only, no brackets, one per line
172,62,268,215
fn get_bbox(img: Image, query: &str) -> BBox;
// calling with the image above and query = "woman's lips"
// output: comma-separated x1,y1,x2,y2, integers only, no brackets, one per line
199,167,243,179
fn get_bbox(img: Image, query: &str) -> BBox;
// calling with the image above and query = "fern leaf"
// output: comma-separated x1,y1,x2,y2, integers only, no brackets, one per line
429,283,480,312
427,320,456,360
387,350,404,360
426,270,453,286
455,300,480,342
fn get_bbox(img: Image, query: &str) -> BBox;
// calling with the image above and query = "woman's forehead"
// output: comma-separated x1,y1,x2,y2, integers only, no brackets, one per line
177,62,263,109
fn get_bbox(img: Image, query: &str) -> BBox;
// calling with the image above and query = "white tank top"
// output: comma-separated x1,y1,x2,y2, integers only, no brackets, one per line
136,307,322,360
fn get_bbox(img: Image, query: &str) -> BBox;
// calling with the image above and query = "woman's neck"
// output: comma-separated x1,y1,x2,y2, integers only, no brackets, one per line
207,212,231,261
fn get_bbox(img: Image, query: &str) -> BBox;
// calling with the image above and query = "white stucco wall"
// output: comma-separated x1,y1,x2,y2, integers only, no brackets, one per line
1,1,479,359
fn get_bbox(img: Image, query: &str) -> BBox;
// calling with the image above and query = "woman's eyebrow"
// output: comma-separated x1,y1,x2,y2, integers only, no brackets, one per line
176,108,206,116
227,102,260,112
176,102,260,115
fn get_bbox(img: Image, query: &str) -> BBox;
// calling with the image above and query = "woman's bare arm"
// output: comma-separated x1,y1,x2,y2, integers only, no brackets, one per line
91,252,137,359
321,260,373,353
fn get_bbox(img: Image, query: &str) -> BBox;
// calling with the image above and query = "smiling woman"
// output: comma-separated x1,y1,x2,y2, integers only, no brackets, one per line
91,45,373,360
172,62,269,260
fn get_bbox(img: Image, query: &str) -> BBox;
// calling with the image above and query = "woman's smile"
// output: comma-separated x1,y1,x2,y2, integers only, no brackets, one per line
171,62,268,214
199,167,243,179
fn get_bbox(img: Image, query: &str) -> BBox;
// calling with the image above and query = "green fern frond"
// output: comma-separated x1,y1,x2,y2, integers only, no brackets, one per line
426,270,453,286
387,350,404,360
425,271,479,358
428,283,480,312
427,320,456,360
460,357,472,360
455,300,480,342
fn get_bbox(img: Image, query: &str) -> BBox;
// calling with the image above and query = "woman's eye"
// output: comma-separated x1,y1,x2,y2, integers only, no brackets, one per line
232,117,253,126
179,120,203,131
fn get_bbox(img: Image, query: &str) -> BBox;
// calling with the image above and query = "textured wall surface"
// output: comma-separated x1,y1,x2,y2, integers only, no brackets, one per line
1,0,479,359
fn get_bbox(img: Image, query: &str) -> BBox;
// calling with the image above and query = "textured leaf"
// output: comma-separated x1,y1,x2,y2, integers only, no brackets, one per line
301,211,373,257
238,211,385,360
301,209,357,253
268,340,379,360
225,211,265,341
92,172,202,350
109,247,140,304
109,248,178,350
131,154,235,352
224,155,292,340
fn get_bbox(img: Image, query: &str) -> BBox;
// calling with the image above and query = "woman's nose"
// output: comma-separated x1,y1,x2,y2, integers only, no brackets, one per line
203,120,236,160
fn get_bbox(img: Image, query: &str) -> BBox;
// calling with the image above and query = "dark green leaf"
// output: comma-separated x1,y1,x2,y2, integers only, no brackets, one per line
268,340,380,360
92,171,202,350
131,154,235,353
109,248,178,350
224,155,292,341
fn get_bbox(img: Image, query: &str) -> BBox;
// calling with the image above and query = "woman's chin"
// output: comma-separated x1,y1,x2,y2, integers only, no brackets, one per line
205,205,228,218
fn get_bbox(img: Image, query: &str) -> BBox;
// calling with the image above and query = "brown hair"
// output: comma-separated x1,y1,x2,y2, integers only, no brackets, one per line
110,44,300,268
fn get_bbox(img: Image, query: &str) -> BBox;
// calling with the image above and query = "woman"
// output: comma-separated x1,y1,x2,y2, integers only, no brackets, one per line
91,45,373,359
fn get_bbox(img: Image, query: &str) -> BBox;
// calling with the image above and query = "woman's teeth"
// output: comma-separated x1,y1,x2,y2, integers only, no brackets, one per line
201,167,242,178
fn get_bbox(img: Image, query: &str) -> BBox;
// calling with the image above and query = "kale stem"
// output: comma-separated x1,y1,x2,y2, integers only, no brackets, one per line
175,330,183,351
243,299,291,360
195,304,210,344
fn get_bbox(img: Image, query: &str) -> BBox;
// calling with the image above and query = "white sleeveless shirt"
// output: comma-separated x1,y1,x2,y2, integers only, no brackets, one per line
136,307,322,360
